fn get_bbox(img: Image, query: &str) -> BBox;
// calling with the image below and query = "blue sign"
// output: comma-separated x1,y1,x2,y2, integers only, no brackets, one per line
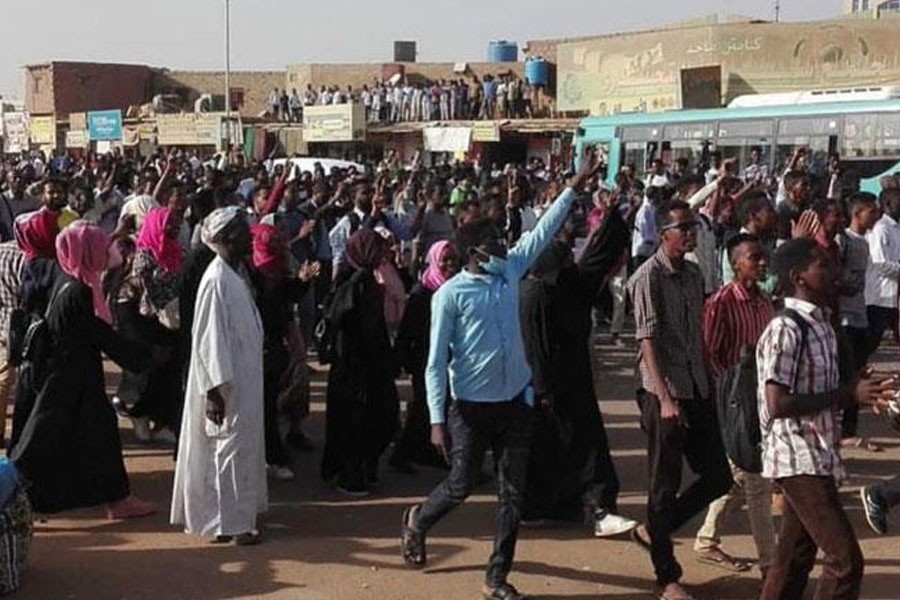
87,110,123,141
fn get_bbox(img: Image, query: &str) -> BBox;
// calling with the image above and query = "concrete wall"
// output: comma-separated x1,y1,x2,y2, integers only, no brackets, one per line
286,62,527,93
25,62,154,117
556,18,900,113
152,70,286,117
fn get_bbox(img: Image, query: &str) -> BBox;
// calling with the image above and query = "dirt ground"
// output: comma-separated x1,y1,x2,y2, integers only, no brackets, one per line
12,337,900,600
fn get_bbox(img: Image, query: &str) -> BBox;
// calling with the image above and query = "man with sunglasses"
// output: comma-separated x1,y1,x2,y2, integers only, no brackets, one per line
400,152,603,600
627,200,733,600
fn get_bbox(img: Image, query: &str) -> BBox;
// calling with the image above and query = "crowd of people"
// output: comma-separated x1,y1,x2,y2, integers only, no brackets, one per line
267,74,550,124
0,141,899,600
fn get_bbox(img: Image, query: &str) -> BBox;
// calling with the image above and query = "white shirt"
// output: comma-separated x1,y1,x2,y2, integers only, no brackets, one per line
631,198,658,258
644,173,671,188
865,213,900,309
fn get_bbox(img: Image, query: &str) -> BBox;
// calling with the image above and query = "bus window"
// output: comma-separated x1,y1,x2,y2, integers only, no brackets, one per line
774,137,832,176
881,114,900,157
843,114,879,158
622,142,646,178
717,140,772,176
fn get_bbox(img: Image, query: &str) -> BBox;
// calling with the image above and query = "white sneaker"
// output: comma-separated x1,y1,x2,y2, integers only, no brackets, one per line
152,428,177,445
267,465,296,481
594,511,639,537
131,417,152,442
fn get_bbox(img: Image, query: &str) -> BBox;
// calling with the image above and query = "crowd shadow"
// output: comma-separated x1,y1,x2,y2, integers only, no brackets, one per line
19,337,898,599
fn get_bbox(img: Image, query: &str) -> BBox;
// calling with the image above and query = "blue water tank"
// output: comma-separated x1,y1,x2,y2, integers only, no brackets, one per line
488,41,519,63
525,57,549,86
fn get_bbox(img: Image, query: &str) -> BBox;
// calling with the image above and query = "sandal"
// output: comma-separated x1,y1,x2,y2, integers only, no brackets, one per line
695,547,753,572
401,505,427,567
631,523,652,554
658,582,696,600
483,582,529,600
211,532,262,546
107,495,156,520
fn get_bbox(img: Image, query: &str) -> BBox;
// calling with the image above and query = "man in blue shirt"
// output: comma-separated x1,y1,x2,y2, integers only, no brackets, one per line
400,153,603,600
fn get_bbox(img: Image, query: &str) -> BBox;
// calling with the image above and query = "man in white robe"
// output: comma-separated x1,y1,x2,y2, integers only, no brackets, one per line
171,207,267,543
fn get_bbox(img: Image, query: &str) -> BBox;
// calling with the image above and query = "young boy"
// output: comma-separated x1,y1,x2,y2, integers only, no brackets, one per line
757,238,895,600
839,193,881,448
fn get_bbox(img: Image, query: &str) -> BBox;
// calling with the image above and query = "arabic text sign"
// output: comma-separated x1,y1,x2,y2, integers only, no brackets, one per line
471,121,501,143
303,104,366,142
30,116,56,147
2,113,30,154
157,113,223,146
87,110,123,141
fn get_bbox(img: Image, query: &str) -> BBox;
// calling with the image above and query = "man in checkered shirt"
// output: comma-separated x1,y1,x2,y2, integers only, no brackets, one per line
757,238,895,600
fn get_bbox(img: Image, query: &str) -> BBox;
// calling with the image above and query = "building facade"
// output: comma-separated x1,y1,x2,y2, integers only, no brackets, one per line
25,62,155,118
552,17,900,114
844,0,900,16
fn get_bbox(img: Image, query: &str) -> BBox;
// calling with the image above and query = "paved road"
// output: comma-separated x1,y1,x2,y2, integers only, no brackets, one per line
13,337,900,599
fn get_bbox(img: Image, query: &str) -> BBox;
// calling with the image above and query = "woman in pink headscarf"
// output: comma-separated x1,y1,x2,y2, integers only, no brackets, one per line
390,239,459,470
112,207,185,444
248,223,319,481
10,222,157,520
14,208,62,316
322,229,400,496
373,226,408,338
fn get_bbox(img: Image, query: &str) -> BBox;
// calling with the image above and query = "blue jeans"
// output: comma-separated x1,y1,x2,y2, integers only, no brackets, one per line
414,397,533,587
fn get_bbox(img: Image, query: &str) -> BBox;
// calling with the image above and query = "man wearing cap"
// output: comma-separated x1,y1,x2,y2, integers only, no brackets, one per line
171,207,267,546
627,200,733,600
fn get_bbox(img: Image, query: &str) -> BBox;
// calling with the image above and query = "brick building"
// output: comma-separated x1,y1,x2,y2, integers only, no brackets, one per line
23,61,284,121
25,61,155,117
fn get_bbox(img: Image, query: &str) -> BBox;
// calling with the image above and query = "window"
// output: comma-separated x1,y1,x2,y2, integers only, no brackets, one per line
620,125,661,142
32,75,42,94
229,88,245,110
663,122,717,141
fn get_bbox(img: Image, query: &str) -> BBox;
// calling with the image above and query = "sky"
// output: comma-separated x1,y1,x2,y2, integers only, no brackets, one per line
0,0,842,100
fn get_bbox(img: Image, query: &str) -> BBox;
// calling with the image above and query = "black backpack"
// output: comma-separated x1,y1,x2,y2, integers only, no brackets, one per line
15,281,72,391
715,308,809,474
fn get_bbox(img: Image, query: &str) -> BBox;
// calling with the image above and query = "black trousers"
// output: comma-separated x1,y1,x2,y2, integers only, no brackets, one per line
414,397,533,587
264,344,291,467
841,326,868,438
637,388,733,586
865,305,897,358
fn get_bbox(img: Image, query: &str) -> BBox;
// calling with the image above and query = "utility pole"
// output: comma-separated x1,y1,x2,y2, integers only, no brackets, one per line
224,0,232,145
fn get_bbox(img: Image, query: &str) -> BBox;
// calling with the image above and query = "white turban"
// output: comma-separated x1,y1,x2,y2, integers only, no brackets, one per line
200,206,243,252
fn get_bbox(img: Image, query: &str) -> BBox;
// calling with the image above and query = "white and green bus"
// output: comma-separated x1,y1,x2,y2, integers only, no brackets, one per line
574,89,900,194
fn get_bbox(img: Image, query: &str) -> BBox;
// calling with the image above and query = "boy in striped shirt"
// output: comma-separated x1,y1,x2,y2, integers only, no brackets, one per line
693,234,776,577
757,238,895,600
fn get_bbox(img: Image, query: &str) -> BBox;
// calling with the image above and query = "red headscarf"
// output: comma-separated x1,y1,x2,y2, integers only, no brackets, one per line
346,229,384,272
136,208,184,273
420,240,455,292
56,223,114,324
14,209,59,260
251,224,289,278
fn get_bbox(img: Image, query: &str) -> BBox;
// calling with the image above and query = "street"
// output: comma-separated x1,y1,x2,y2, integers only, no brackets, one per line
15,337,900,600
